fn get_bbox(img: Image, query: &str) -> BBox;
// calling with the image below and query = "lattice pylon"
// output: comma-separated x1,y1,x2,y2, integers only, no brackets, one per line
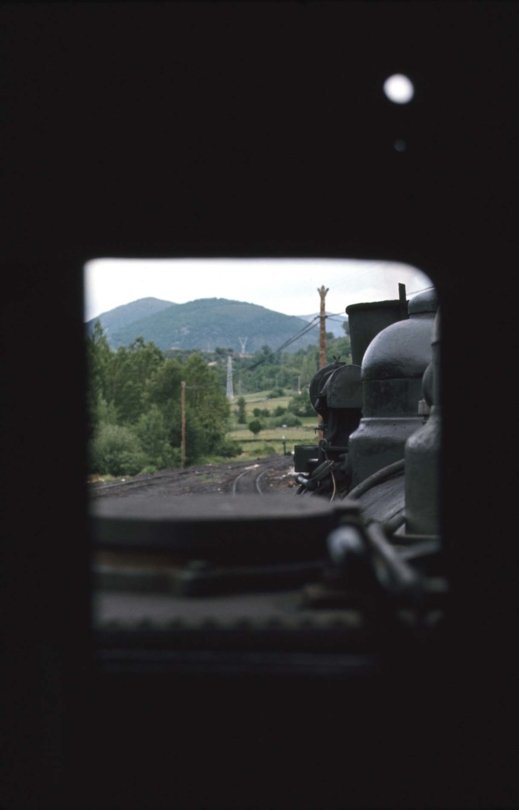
226,354,234,400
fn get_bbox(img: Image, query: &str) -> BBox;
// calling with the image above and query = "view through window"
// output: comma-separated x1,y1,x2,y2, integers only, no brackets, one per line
85,259,443,647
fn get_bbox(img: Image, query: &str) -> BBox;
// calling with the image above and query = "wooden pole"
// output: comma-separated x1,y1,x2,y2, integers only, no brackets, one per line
180,380,186,469
318,285,329,368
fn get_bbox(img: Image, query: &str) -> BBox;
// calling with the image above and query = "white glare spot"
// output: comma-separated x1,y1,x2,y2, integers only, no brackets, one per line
383,74,415,104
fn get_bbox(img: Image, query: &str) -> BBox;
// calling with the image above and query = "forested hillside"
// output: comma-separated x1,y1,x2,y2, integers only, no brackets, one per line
87,297,175,338
87,297,321,353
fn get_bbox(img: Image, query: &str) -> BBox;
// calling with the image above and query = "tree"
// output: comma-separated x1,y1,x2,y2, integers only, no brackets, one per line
107,338,164,425
236,396,247,424
288,388,315,417
249,419,263,436
89,423,146,477
85,320,112,434
147,352,230,466
326,335,352,364
135,405,177,470
86,338,235,474
182,353,230,460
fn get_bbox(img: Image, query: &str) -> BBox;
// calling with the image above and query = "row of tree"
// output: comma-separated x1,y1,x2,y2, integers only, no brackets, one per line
87,322,352,477
87,323,235,476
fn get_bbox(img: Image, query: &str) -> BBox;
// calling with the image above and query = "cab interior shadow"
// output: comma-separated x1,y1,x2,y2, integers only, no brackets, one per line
1,3,517,809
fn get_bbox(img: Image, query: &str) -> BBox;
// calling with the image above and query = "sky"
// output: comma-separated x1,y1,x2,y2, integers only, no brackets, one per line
83,258,434,323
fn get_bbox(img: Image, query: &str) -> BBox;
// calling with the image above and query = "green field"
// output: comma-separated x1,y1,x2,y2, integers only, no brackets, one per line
226,390,319,459
236,391,292,410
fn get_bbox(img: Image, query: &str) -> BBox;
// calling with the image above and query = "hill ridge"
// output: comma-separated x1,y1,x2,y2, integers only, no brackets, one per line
87,297,320,353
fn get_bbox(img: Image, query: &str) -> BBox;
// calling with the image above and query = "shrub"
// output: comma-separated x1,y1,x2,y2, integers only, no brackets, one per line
213,439,242,458
135,406,177,469
248,419,263,436
287,390,315,417
272,414,302,427
254,443,277,457
236,397,247,424
90,423,147,476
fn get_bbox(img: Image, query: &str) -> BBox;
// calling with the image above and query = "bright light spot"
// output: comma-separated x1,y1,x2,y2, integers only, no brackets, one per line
383,74,415,104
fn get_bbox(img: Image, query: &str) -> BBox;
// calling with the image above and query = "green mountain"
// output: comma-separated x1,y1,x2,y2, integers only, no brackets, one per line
88,297,320,353
87,297,175,338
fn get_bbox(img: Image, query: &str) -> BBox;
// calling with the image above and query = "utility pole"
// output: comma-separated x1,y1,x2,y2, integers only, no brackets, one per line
180,380,186,469
226,354,234,400
318,285,329,368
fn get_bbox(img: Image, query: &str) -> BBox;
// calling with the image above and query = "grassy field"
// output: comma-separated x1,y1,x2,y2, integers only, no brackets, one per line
236,391,292,410
226,390,319,458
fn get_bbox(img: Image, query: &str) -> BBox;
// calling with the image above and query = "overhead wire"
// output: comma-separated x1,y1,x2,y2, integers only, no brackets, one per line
242,316,321,371
235,287,436,374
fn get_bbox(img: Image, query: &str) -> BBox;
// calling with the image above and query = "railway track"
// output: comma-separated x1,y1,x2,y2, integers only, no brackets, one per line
226,454,296,496
230,464,268,495
89,454,295,500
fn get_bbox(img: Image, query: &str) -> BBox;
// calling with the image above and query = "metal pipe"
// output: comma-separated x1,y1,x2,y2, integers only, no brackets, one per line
346,459,405,500
363,520,422,600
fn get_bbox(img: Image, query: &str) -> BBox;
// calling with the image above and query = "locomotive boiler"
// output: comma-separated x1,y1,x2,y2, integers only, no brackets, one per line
295,287,440,530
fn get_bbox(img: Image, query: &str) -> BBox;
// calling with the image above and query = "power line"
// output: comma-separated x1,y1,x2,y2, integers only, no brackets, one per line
238,311,351,373
243,317,321,371
275,318,320,352
234,285,437,376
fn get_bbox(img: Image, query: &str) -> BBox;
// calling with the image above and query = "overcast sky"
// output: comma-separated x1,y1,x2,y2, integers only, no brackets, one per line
84,258,433,322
